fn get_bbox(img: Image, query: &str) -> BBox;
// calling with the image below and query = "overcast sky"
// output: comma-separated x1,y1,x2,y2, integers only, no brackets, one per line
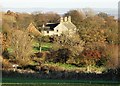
1,0,119,8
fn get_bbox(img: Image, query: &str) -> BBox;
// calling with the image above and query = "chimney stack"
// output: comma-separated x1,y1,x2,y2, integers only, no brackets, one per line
64,17,68,22
60,17,63,23
68,16,71,22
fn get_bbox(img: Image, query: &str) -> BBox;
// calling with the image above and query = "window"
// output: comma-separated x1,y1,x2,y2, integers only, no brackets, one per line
57,30,58,32
47,31,49,33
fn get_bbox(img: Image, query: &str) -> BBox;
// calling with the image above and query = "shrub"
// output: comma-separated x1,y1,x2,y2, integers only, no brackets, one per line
1,56,12,69
54,48,71,63
2,49,10,59
41,36,50,42
71,48,108,72
96,57,108,67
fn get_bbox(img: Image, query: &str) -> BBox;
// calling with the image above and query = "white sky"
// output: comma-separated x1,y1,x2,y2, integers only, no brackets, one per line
1,0,119,8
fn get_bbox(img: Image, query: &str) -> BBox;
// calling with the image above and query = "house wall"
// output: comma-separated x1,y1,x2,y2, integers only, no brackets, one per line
54,23,68,36
43,31,58,36
43,23,69,36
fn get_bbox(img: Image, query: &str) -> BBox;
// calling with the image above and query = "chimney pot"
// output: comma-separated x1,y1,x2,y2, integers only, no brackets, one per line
64,17,67,22
60,17,63,23
68,16,71,22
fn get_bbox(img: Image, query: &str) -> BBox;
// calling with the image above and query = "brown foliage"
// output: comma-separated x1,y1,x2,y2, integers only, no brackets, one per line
105,44,119,69
1,56,12,69
82,50,101,59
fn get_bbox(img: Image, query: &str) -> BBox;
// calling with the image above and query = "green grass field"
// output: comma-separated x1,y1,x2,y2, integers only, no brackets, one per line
33,42,52,52
1,83,120,86
2,81,120,86
2,77,120,84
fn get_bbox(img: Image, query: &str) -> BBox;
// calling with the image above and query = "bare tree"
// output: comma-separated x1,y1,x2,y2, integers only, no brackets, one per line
11,30,34,66
83,8,95,17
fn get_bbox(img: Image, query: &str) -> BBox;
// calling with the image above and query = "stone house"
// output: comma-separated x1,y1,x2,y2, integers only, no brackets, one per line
42,16,77,36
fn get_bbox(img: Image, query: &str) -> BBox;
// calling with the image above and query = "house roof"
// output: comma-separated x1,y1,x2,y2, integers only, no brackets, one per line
62,21,76,30
27,23,41,36
44,23,59,31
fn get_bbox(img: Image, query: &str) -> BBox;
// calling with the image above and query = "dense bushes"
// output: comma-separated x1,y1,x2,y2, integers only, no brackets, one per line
81,49,108,67
52,48,71,63
49,34,85,64
50,32,110,68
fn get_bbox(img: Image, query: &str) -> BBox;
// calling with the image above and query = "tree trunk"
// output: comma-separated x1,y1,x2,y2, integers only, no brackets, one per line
39,42,42,52
40,46,42,52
